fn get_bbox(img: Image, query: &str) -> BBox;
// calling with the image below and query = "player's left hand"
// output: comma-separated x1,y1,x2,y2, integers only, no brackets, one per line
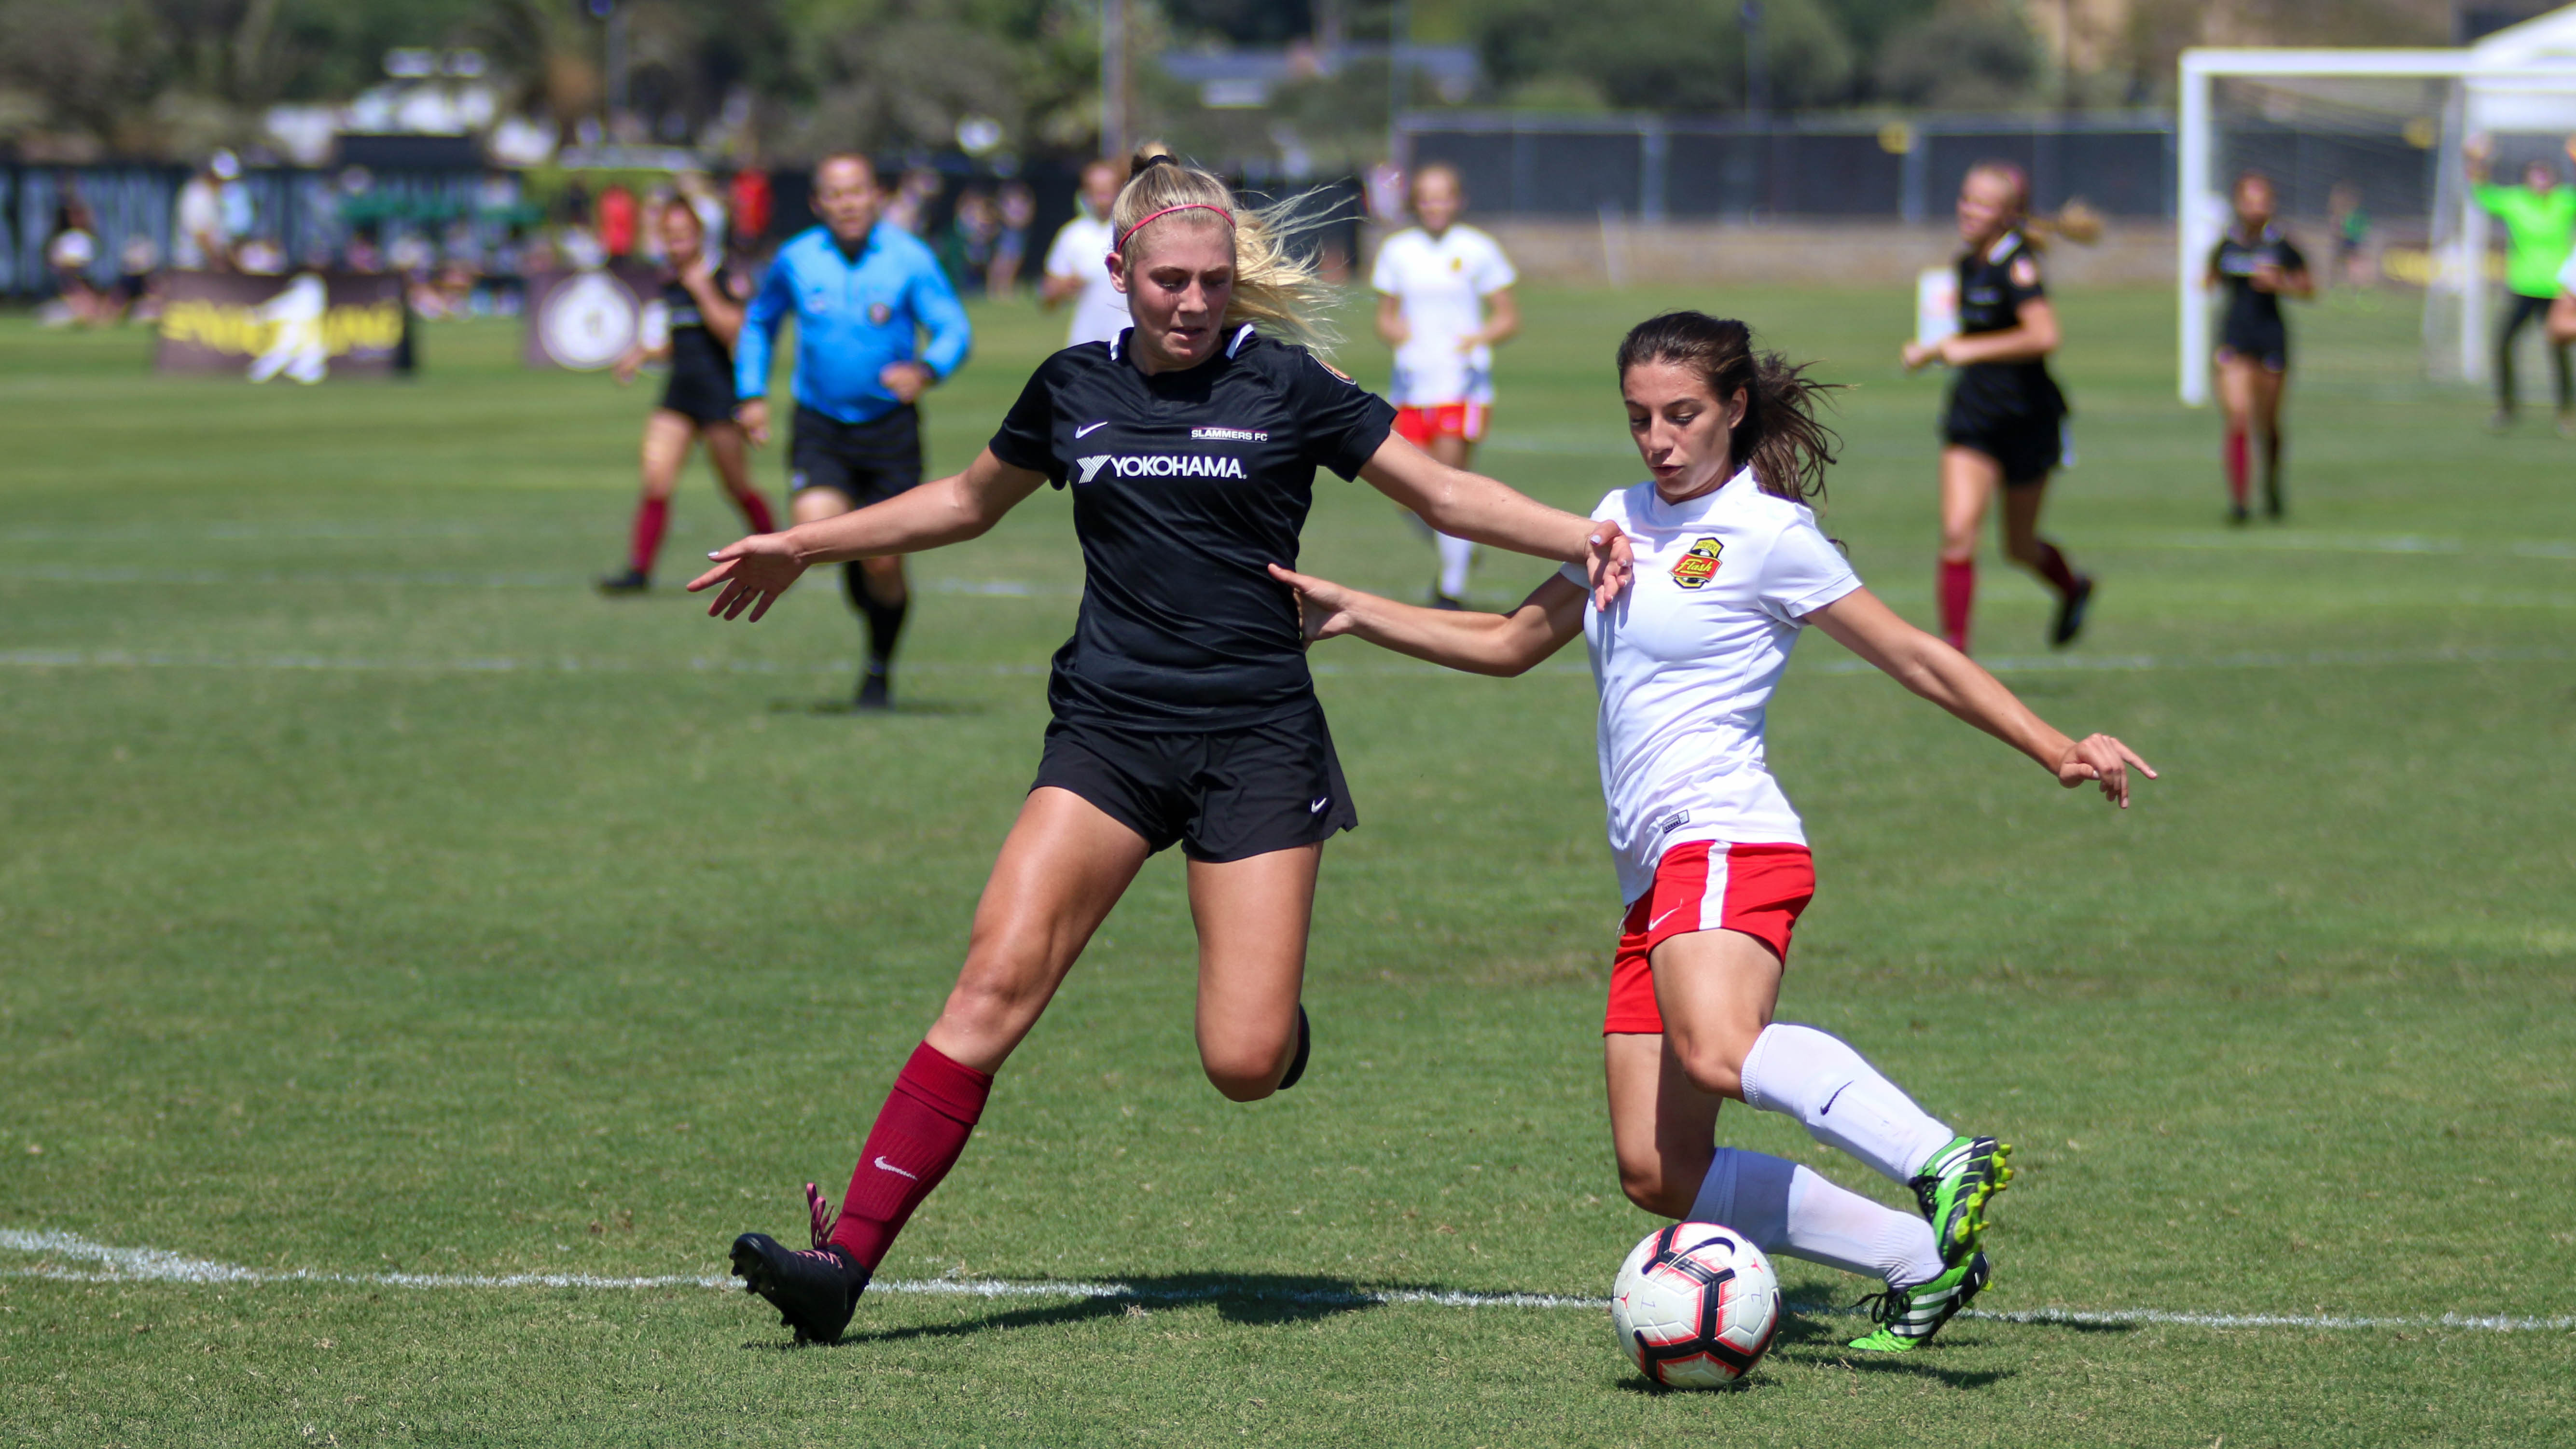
2056,732,2158,808
688,533,809,622
1584,518,1634,609
881,361,934,404
1266,563,1359,645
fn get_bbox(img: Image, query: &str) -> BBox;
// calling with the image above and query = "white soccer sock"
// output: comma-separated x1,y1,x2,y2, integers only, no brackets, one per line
1436,532,1475,598
1686,1147,1945,1288
1738,1023,1957,1186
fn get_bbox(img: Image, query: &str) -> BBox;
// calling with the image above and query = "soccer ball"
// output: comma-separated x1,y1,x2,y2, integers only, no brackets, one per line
1609,1222,1780,1388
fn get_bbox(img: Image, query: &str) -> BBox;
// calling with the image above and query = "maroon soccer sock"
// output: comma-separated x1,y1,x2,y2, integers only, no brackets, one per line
1938,559,1975,652
627,497,670,575
2027,539,2080,597
2224,430,2249,510
734,490,776,535
827,1042,994,1270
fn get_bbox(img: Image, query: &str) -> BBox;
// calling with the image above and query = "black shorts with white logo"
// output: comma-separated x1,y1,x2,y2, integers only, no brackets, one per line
789,403,924,506
1031,703,1357,862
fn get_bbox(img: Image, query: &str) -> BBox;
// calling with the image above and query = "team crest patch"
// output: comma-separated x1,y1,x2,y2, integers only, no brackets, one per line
869,302,893,326
1670,536,1723,589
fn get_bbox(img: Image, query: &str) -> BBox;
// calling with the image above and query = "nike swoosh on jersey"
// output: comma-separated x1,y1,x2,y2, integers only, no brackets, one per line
1074,420,1109,438
873,1156,918,1181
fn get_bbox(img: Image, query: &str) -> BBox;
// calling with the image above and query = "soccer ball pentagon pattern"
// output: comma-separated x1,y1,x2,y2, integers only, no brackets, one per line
1609,1222,1781,1388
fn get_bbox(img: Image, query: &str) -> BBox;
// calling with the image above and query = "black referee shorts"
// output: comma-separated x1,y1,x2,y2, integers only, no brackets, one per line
789,403,924,507
1032,704,1358,863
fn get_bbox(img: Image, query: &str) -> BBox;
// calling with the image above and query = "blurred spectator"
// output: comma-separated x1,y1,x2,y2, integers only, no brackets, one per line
1041,157,1127,346
118,233,162,323
988,181,1035,293
345,226,386,274
885,166,942,235
599,182,640,258
236,236,288,276
728,167,774,249
939,188,1000,296
2329,182,2371,288
42,198,106,328
174,152,245,270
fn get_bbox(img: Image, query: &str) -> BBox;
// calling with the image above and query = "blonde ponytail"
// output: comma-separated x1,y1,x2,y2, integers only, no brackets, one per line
1112,154,1342,354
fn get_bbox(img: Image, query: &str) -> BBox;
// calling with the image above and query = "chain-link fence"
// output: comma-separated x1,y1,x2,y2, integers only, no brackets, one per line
1399,111,2179,221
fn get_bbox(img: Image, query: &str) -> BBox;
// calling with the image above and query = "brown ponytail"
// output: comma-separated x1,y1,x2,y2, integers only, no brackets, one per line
1615,312,1842,505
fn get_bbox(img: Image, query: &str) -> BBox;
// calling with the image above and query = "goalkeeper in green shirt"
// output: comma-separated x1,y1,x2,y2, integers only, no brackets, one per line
2469,135,2576,432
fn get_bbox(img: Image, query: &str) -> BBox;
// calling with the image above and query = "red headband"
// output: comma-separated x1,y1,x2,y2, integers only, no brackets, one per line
1116,202,1235,250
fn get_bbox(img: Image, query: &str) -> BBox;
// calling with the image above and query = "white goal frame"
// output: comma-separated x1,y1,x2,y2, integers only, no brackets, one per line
2177,23,2576,404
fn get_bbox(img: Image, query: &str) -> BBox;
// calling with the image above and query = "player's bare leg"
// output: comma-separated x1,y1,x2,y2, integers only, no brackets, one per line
1936,445,1997,651
1186,843,1322,1100
602,409,697,592
2249,364,2288,519
699,421,775,536
2000,475,2092,648
2218,354,2259,524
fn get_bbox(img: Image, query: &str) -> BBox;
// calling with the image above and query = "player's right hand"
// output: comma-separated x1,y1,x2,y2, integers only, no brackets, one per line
689,533,807,622
2055,732,2157,809
735,398,770,446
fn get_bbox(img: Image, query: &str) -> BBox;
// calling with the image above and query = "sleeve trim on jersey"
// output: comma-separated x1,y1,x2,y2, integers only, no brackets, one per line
1227,323,1255,358
1782,575,1864,622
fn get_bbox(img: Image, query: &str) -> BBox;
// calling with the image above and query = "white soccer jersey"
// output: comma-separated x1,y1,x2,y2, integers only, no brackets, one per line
1044,213,1129,348
1557,470,1863,905
1371,224,1515,406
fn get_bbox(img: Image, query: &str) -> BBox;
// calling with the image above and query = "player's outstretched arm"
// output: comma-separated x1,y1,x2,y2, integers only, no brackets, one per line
1803,587,2156,807
1357,433,1633,608
688,450,1047,622
1268,565,1585,676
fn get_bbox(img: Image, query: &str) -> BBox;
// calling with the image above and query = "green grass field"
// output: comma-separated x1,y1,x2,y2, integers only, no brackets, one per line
3,279,2573,1447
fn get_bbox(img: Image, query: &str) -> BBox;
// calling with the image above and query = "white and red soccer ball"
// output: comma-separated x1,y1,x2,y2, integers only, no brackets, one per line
1609,1222,1780,1388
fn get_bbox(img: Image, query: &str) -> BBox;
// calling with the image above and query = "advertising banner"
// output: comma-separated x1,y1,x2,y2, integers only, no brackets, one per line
523,264,661,371
154,272,412,381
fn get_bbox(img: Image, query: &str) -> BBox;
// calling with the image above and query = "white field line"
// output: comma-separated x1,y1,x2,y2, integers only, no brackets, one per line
5,1229,2570,1333
4,642,2569,682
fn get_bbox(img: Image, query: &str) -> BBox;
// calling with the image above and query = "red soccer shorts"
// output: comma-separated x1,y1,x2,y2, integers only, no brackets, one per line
1392,401,1487,445
1604,841,1816,1035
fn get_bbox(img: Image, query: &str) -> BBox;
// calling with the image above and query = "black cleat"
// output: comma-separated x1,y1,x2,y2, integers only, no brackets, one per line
2227,505,2250,527
597,568,651,594
2050,576,2094,649
855,669,891,712
1277,1005,1311,1090
729,1232,869,1344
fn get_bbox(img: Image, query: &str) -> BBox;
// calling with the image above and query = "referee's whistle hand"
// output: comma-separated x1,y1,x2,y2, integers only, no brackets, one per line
688,534,806,623
880,362,934,404
735,399,770,446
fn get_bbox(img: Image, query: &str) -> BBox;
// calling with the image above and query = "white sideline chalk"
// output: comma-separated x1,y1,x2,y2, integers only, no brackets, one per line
5,1228,2570,1333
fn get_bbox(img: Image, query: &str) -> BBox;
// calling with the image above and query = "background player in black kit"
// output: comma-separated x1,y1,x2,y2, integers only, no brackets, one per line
1904,161,2092,655
598,200,775,593
2207,172,2313,524
685,154,1636,1344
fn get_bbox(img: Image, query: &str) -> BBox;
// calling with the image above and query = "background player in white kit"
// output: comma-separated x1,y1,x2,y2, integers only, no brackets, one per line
1273,311,2153,1353
1372,164,1520,607
1040,157,1132,348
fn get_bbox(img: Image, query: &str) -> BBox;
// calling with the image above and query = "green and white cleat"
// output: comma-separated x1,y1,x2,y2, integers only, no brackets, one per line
1910,1135,2012,1269
1845,1251,1989,1352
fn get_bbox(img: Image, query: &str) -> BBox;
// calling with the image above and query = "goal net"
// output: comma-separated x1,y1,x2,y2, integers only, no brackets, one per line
2177,17,2576,404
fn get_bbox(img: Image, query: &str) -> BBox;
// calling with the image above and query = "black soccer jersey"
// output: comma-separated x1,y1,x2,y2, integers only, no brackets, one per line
662,270,737,396
2209,226,2306,359
988,324,1398,731
1946,229,2066,433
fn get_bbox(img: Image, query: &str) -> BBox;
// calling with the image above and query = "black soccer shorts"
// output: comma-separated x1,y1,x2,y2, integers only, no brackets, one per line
788,403,924,506
1031,704,1358,862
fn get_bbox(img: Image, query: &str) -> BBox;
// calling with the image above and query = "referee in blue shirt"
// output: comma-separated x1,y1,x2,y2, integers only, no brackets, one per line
736,153,972,710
